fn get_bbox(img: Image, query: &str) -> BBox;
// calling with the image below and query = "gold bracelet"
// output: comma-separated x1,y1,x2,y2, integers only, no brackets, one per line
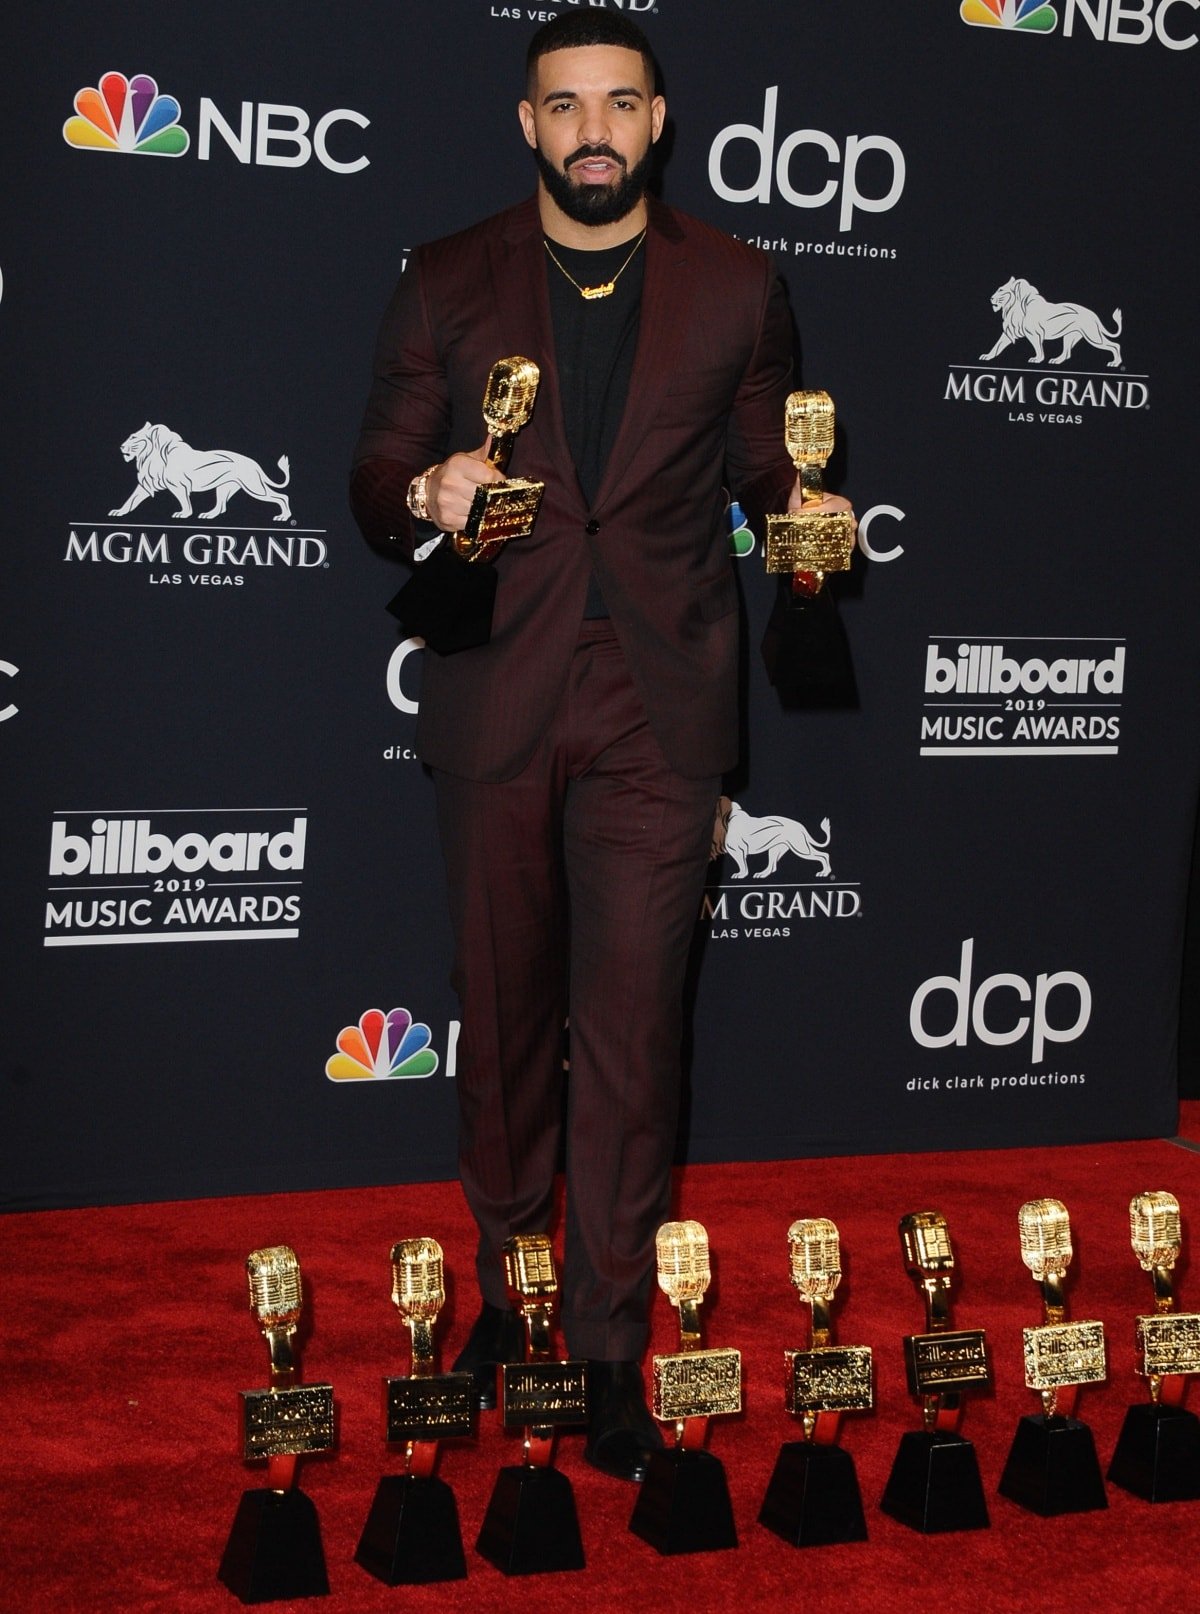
405,463,441,522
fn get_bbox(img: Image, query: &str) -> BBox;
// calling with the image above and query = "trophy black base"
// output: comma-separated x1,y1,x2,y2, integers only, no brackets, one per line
629,1448,738,1556
217,1487,329,1603
387,544,496,656
476,1465,585,1575
1107,1403,1200,1502
758,1440,868,1547
880,1431,990,1533
998,1414,1107,1516
760,579,857,711
355,1474,467,1585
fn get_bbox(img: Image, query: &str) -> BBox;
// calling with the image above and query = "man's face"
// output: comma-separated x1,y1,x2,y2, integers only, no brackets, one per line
518,45,665,228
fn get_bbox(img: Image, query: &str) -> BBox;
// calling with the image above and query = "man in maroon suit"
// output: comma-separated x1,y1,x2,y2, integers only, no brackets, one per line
352,13,853,1481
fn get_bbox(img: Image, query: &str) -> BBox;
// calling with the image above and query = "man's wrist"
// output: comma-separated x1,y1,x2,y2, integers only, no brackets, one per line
406,463,441,522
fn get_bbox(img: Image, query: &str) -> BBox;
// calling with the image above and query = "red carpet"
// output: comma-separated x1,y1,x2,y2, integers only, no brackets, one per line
5,1106,1200,1613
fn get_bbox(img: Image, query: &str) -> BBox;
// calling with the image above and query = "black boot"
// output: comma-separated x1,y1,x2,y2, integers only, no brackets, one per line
583,1360,664,1483
452,1302,526,1411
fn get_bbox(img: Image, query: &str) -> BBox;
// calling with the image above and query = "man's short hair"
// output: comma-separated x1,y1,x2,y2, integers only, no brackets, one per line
525,13,660,96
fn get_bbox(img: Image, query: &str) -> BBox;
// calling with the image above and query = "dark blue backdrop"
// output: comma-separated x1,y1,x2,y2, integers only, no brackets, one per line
4,1,1197,1207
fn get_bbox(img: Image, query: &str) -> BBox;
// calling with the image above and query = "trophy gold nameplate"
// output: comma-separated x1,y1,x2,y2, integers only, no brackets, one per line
904,1330,991,1397
454,357,545,561
240,1385,335,1459
476,1234,586,1575
1137,1313,1200,1377
999,1199,1108,1515
760,1218,873,1547
218,1245,333,1602
786,1347,874,1415
764,391,855,591
881,1211,991,1533
653,1348,743,1421
501,1362,589,1427
385,1377,475,1443
1109,1191,1200,1501
630,1220,740,1555
1023,1322,1107,1391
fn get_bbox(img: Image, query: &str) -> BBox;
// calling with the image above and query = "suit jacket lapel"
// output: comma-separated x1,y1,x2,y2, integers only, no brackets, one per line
488,199,573,493
593,197,691,515
487,196,692,516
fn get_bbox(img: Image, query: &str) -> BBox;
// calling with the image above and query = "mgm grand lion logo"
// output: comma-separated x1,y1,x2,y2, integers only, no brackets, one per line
711,796,833,880
980,277,1123,369
109,423,292,522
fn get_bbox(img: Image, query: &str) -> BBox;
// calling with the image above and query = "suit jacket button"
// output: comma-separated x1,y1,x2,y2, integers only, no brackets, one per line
585,519,600,535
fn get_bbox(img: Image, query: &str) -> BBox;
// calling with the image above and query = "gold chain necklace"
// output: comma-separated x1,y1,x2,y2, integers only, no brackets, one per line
543,228,647,301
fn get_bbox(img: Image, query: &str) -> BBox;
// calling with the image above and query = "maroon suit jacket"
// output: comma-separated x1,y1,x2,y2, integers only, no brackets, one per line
352,194,796,782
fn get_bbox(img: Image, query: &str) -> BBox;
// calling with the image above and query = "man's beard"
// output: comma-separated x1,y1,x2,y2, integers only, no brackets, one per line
534,141,652,228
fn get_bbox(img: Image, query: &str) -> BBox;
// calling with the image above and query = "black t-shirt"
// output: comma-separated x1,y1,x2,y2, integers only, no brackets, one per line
543,231,646,619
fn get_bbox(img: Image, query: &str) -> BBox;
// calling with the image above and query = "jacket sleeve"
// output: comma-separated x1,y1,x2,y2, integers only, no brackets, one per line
722,263,796,538
349,250,451,562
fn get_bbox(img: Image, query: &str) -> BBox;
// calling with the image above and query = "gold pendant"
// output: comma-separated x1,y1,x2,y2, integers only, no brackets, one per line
581,281,615,300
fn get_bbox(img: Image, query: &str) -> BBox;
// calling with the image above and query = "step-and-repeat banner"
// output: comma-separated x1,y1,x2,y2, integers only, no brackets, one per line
4,3,1198,1207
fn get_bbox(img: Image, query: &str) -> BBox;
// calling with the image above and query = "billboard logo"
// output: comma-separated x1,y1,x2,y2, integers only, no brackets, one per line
920,637,1125,756
326,1007,439,1082
63,72,189,156
44,809,305,946
962,0,1058,30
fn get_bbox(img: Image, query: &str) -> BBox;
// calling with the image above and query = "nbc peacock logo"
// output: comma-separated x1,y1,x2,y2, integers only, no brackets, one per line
326,1007,439,1082
961,0,1058,30
63,72,189,156
728,499,755,559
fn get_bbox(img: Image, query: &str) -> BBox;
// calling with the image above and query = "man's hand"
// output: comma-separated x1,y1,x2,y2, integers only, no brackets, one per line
425,437,504,532
787,479,856,537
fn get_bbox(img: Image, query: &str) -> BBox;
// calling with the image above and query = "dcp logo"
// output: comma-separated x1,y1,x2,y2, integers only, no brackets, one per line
708,88,905,231
910,937,1092,1062
387,638,424,715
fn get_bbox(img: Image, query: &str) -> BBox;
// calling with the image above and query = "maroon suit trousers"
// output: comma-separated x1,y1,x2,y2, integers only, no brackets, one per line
433,621,718,1359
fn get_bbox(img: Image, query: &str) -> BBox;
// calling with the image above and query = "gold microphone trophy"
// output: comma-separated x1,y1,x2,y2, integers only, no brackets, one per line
758,1218,873,1546
1107,1191,1200,1501
760,391,856,706
217,1246,335,1603
390,356,545,655
354,1239,475,1585
454,357,545,558
629,1220,741,1555
475,1234,588,1575
998,1199,1108,1515
880,1212,991,1532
